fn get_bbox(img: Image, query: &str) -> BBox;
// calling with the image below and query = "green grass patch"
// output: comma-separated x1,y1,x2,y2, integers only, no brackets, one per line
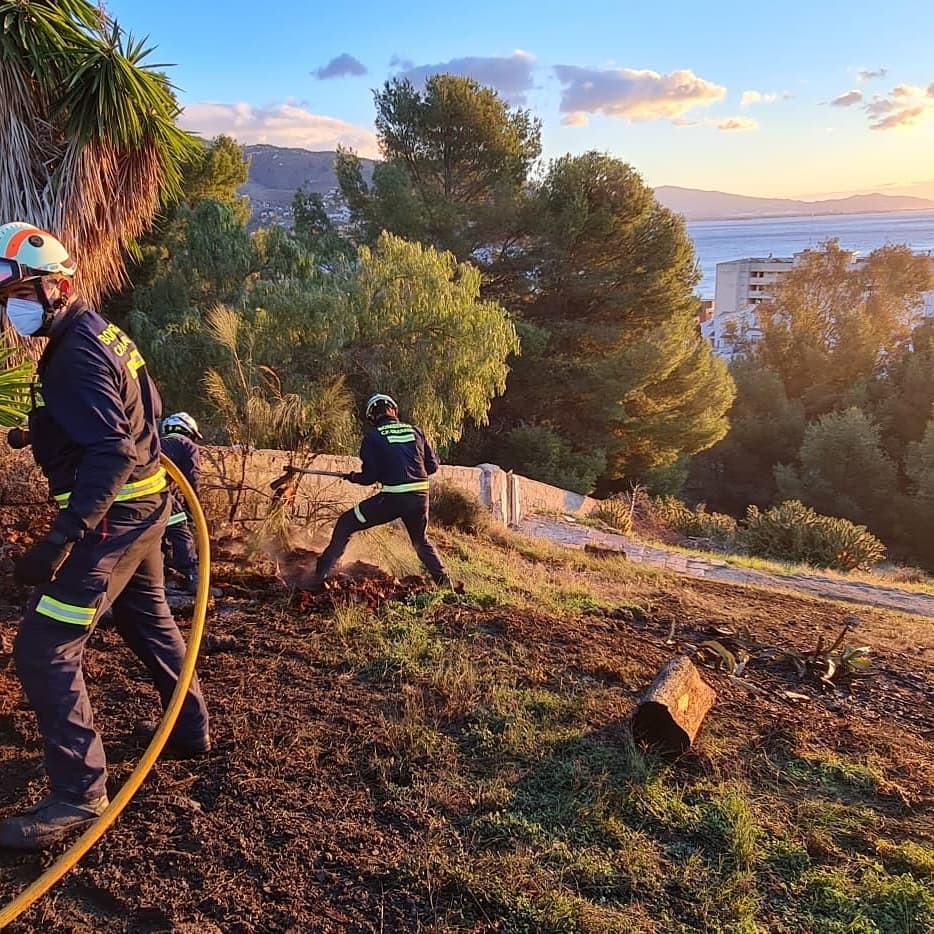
335,526,933,932
785,753,888,796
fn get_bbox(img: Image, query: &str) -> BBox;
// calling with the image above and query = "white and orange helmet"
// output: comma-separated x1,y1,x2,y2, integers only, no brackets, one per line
0,223,77,285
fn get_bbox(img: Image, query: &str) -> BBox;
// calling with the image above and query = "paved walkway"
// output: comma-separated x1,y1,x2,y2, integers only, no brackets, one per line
518,515,934,619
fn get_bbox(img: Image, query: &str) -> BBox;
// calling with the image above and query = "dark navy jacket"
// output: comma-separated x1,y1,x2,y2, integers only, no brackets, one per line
350,416,439,492
28,300,165,537
161,434,200,495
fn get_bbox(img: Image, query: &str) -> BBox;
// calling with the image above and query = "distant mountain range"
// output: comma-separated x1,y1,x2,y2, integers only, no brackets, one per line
241,144,375,210
238,144,934,223
655,186,934,221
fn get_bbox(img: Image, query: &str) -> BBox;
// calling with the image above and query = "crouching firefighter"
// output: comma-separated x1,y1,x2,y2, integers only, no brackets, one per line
313,394,451,589
0,223,210,850
161,412,203,594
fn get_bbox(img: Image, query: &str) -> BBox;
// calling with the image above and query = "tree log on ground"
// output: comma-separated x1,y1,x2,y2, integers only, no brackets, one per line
631,655,716,753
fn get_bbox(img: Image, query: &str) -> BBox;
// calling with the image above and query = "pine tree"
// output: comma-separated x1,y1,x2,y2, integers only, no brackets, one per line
515,152,735,481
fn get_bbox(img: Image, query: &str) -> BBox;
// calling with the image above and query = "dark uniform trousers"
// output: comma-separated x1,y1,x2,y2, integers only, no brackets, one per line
14,493,209,803
316,491,446,582
164,498,197,574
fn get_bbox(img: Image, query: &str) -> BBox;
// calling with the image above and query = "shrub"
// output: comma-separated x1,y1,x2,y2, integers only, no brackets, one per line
738,500,885,571
876,565,927,585
430,484,491,534
646,496,738,548
591,495,633,533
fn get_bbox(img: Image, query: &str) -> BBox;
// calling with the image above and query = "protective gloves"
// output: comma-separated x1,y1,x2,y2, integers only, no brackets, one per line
14,532,72,586
6,427,31,449
14,514,84,586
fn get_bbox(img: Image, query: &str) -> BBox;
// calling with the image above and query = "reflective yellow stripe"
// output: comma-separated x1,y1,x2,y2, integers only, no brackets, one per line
36,595,96,626
167,511,188,526
114,467,167,501
54,467,167,507
381,481,430,493
354,504,366,523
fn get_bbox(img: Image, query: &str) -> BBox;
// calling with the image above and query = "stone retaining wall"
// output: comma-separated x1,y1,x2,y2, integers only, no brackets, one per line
0,445,598,529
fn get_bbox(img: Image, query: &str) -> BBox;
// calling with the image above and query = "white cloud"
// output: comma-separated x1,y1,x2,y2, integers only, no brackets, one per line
313,53,367,80
740,90,779,107
856,67,887,82
397,50,537,103
561,111,589,127
869,104,930,130
553,65,726,122
718,117,759,131
892,83,925,99
179,102,379,157
863,83,934,130
832,81,934,130
830,90,863,107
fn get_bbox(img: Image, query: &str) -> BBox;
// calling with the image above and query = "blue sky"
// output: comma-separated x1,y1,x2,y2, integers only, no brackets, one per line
105,0,934,198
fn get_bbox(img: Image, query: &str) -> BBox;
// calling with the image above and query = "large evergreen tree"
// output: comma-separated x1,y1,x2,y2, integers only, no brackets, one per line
336,74,540,297
688,360,806,512
774,407,901,538
489,152,735,483
904,411,934,564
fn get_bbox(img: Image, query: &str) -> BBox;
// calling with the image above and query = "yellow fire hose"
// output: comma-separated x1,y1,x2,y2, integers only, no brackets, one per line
0,454,210,928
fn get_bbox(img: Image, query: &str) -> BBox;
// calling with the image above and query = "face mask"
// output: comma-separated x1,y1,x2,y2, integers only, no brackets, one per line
4,297,46,337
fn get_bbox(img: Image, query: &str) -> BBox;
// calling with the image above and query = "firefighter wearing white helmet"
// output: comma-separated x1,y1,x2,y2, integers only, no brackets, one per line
313,392,451,589
162,411,204,441
0,222,77,337
0,222,210,850
160,413,204,592
365,393,398,422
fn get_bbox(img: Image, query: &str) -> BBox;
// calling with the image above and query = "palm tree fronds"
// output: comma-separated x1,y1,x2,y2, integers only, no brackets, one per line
0,339,35,427
0,1,197,347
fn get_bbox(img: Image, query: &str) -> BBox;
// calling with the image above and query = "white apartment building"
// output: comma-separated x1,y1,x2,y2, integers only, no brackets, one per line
702,252,934,360
703,256,795,357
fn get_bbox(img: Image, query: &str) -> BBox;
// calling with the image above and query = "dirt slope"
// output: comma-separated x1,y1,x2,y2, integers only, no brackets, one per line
0,517,932,932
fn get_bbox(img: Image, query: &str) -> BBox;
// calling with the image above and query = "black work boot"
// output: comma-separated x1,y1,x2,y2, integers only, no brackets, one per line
164,736,211,760
136,722,211,759
0,793,109,850
307,559,330,594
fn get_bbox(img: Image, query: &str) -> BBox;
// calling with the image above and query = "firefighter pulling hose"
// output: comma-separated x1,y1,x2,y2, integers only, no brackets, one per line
0,453,211,928
0,222,212,924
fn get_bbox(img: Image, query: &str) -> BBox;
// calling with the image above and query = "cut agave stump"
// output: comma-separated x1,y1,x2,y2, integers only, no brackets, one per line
631,655,716,754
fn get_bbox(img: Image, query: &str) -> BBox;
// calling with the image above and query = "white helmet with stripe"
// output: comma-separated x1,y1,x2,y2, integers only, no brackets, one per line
365,393,398,423
162,412,203,441
0,223,76,278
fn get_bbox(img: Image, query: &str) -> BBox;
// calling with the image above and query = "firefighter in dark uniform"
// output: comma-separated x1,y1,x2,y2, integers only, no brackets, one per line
314,393,450,588
0,223,210,850
160,412,203,594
